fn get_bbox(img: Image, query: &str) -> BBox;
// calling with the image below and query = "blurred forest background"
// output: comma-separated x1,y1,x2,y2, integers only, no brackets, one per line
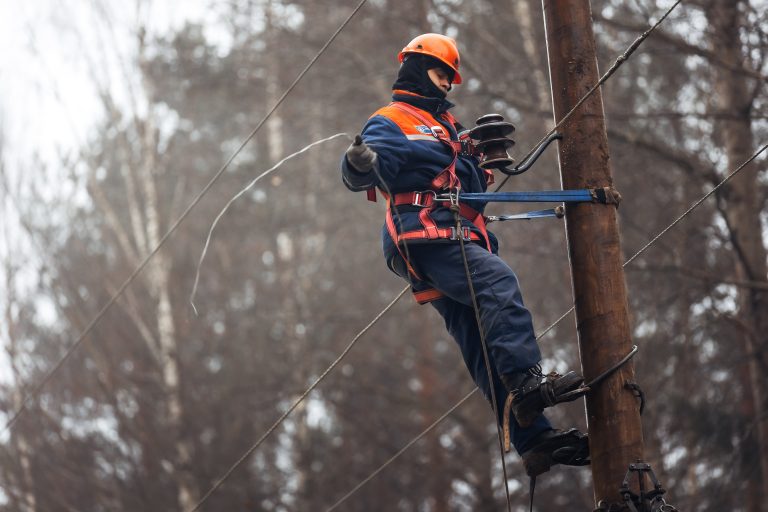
1,0,767,510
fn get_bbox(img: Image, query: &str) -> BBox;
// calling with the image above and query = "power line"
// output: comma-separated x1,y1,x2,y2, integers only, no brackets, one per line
322,142,768,510
324,388,477,512
0,0,370,436
496,0,682,192
623,144,768,267
187,286,408,512
189,132,352,313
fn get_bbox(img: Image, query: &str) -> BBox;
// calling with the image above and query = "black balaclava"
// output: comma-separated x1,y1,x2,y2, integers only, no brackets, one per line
392,53,455,99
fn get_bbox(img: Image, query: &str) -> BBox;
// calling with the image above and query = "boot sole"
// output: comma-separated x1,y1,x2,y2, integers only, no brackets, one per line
521,429,590,477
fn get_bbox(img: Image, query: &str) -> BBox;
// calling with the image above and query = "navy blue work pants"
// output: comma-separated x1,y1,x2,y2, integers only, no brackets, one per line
390,241,552,454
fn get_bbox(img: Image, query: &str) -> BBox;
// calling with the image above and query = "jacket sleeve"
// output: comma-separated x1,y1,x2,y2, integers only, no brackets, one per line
341,114,412,192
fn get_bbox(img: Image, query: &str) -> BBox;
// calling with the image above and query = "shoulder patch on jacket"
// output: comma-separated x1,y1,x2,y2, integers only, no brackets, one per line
370,105,441,142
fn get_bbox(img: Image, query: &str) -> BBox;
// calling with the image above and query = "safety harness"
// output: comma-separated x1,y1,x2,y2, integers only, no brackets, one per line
367,101,494,304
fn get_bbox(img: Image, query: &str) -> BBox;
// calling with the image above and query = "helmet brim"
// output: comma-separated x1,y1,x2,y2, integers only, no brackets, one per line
398,50,462,84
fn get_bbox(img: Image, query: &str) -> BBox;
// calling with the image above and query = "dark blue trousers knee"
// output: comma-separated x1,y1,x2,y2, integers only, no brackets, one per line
430,294,551,454
391,242,553,454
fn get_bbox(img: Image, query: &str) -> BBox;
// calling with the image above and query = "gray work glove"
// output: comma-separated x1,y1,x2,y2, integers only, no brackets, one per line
346,135,377,173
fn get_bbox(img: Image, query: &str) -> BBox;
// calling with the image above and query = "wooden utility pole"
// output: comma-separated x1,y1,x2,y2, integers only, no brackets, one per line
541,0,644,507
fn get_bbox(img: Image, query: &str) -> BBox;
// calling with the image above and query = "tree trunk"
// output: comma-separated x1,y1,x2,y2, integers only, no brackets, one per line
3,258,37,512
265,0,285,165
706,1,768,509
139,111,198,510
543,0,643,504
512,0,549,112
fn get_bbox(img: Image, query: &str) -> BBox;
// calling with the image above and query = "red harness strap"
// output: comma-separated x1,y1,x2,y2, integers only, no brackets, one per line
368,102,493,304
384,190,493,305
389,191,491,249
412,288,445,305
390,101,461,191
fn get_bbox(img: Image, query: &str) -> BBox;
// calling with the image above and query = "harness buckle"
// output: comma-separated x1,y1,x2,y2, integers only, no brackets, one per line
431,126,447,138
447,188,461,212
450,226,472,242
412,190,436,207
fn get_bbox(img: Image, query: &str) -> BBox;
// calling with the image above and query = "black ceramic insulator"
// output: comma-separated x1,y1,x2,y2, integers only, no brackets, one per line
469,113,516,170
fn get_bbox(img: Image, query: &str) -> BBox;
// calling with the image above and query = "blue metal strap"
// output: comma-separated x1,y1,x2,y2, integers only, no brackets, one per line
486,208,564,222
448,189,595,203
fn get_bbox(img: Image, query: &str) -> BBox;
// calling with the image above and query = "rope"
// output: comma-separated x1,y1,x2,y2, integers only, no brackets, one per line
0,0,370,438
455,210,513,512
187,287,407,512
189,132,352,313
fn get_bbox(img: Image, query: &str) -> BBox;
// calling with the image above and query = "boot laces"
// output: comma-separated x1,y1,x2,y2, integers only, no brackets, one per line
527,364,544,378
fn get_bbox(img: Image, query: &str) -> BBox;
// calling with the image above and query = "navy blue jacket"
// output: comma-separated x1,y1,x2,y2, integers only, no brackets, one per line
342,90,499,264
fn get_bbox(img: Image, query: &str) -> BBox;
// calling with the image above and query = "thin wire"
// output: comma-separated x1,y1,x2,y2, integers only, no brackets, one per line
525,143,768,342
495,0,683,192
324,388,477,512
622,144,768,267
455,216,513,512
322,297,558,512
324,143,767,508
187,141,415,511
0,0,370,437
189,132,352,313
187,286,408,512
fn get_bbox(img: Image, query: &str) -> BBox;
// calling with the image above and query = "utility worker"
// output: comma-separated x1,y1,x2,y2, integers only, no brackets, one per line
341,33,589,477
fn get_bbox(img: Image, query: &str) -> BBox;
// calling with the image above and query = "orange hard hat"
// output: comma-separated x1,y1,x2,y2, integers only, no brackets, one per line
398,33,462,84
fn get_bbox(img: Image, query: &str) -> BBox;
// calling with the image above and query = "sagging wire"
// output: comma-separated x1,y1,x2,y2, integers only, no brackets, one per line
622,143,768,268
324,388,477,512
535,142,768,340
187,143,423,510
189,132,352,314
453,197,514,512
0,0,370,437
187,287,408,512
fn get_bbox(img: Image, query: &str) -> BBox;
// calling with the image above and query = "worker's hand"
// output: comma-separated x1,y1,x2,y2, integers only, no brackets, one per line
346,135,377,173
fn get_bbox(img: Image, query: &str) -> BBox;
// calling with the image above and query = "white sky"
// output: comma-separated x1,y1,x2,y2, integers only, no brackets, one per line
0,0,223,385
0,0,219,167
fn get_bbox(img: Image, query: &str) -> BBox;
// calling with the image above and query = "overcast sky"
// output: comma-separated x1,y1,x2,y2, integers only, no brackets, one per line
0,0,227,390
0,0,222,167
